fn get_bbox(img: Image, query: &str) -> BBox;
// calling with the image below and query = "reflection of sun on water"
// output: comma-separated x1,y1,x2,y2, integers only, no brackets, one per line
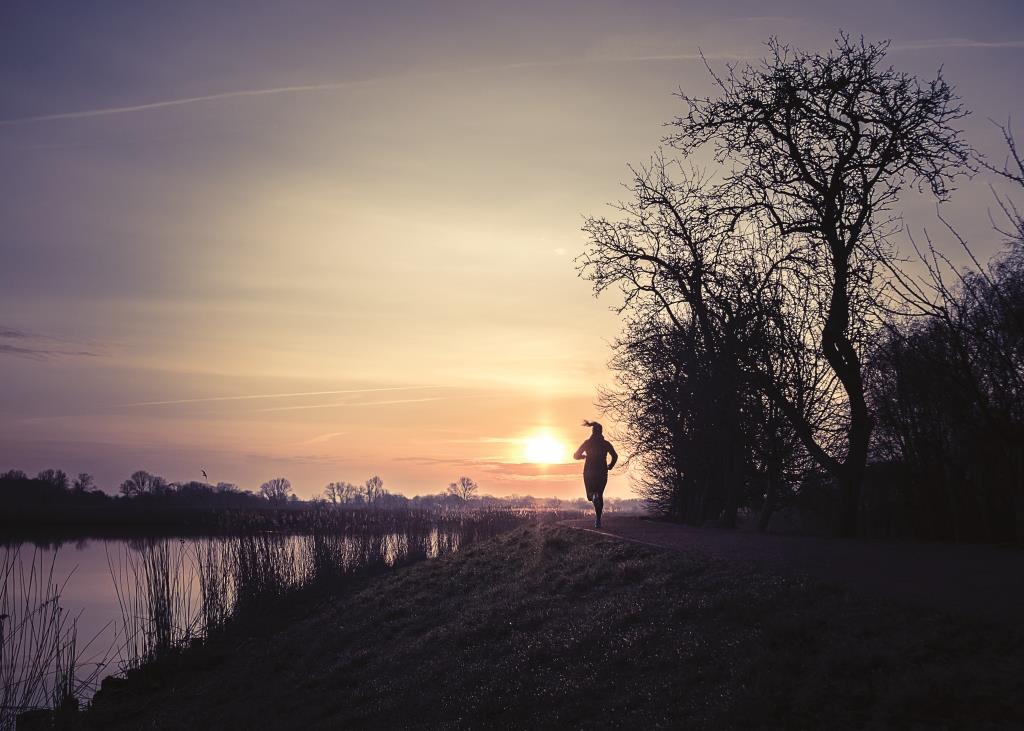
523,433,566,464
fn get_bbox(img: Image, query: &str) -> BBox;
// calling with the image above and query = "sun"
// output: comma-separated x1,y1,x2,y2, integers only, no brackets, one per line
523,434,566,464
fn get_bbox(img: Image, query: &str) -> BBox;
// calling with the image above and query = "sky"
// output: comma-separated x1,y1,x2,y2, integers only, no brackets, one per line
2,0,1024,499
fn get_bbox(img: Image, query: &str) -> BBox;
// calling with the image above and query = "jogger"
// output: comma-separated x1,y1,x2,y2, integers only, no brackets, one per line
573,421,617,528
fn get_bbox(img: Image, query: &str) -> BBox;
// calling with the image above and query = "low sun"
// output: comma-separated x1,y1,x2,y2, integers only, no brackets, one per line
523,434,566,464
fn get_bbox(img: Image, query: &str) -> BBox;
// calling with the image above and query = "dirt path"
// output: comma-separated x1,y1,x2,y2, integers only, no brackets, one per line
564,516,1024,625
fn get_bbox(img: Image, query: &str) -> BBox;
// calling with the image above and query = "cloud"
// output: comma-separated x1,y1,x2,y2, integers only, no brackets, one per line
479,461,580,479
241,451,348,467
0,327,31,339
0,78,382,126
439,436,521,445
0,343,67,359
892,38,1024,51
0,53,752,128
255,396,448,413
7,34,1014,128
394,455,580,481
118,386,439,408
301,431,350,445
0,327,99,360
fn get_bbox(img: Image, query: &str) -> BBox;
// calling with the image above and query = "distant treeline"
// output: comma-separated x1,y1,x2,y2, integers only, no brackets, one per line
581,34,1024,543
0,469,643,538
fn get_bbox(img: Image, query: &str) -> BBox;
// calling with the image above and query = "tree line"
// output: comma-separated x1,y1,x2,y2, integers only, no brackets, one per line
581,33,1024,542
0,468,644,520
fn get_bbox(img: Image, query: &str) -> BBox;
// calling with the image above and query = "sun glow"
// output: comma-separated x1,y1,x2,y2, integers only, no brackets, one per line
523,433,567,464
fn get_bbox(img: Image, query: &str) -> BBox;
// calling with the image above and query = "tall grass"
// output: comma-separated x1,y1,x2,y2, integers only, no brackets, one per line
107,540,202,674
0,548,110,730
231,533,301,610
106,509,532,673
194,539,232,638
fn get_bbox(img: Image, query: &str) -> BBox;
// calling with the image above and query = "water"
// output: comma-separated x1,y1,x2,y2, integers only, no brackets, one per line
0,525,471,720
3,540,125,696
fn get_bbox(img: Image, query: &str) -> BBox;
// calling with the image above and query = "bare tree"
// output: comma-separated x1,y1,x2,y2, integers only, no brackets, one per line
581,159,810,527
580,161,745,524
447,476,479,502
667,34,970,535
72,472,94,492
323,481,359,504
259,477,292,503
363,476,385,504
119,470,169,497
870,126,1024,542
36,469,69,490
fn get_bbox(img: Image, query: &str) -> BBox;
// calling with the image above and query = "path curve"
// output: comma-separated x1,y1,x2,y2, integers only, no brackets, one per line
564,515,1024,625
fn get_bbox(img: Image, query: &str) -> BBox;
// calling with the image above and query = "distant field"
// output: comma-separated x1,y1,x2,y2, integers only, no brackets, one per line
87,522,1024,730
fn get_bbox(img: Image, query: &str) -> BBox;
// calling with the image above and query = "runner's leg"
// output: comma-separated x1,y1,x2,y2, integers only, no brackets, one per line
589,472,607,528
584,473,601,523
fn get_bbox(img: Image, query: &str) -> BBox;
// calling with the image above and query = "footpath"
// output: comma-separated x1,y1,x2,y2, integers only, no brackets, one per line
565,515,1024,624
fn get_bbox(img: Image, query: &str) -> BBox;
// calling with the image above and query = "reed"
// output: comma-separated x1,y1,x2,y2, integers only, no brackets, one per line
194,539,232,639
107,540,200,673
104,508,535,679
0,547,110,730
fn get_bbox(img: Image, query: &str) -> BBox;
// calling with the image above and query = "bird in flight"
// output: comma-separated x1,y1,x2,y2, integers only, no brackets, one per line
202,469,208,479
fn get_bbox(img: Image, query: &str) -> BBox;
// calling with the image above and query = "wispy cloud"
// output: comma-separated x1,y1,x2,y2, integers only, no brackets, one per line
255,396,447,413
394,455,579,480
300,431,350,445
0,78,383,126
440,436,522,445
478,461,579,479
0,53,750,128
0,327,32,339
597,52,748,62
3,34,1017,128
0,326,99,360
893,38,1024,51
118,386,437,408
0,343,95,359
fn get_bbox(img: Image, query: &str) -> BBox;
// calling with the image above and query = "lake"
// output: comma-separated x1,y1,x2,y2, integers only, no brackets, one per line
1,508,530,723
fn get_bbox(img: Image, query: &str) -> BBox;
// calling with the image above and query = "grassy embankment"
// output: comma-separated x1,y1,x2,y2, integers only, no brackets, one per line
87,522,1023,730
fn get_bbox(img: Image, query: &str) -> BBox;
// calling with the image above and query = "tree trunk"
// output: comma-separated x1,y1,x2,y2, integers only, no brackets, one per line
821,251,871,538
837,463,863,538
759,449,783,532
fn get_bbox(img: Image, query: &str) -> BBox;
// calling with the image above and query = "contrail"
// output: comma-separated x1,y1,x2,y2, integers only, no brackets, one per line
0,54,752,127
300,431,350,445
117,386,437,408
0,78,381,126
11,39,1006,129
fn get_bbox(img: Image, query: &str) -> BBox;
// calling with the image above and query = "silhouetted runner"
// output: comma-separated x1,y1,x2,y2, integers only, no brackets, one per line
574,420,617,528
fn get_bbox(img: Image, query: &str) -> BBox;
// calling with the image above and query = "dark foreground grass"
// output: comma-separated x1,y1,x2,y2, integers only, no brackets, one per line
86,523,1023,730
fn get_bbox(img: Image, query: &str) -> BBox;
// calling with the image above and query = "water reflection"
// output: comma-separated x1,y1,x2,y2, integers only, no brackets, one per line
2,515,503,712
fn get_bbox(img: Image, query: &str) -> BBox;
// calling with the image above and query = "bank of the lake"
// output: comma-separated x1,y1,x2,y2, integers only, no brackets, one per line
86,522,1023,730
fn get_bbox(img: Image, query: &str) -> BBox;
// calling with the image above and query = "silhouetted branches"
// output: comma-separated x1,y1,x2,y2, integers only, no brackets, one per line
583,33,971,537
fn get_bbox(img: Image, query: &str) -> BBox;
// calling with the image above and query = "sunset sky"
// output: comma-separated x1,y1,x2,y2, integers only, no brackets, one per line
2,0,1024,498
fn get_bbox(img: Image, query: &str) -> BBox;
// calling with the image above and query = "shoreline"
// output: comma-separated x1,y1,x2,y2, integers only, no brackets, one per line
81,522,1023,729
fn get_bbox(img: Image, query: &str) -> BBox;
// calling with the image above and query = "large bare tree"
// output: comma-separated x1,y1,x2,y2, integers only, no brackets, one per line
448,476,479,502
259,477,292,503
581,159,776,526
668,34,970,535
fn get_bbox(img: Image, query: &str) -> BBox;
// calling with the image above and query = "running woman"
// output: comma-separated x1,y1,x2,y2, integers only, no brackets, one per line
573,420,617,528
